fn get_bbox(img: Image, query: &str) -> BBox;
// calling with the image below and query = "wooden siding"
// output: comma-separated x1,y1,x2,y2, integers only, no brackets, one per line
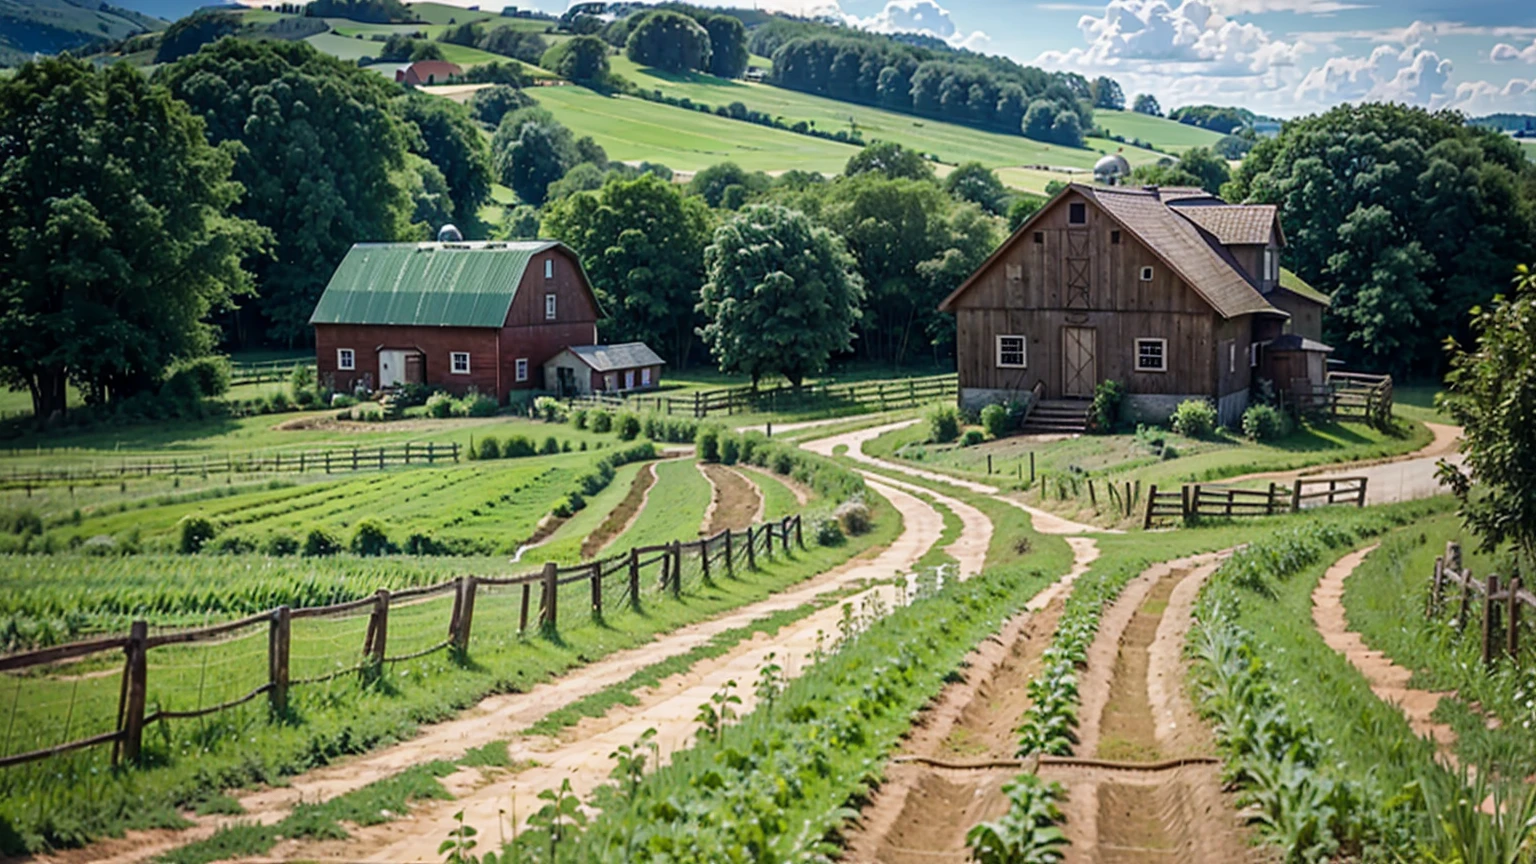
315,324,501,397
1267,289,1324,342
497,246,600,393
950,189,1220,400
1214,313,1253,398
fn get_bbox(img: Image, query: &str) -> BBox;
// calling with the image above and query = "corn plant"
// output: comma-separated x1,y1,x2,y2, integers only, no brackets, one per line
440,809,499,864
965,774,1068,864
523,778,586,863
693,679,740,745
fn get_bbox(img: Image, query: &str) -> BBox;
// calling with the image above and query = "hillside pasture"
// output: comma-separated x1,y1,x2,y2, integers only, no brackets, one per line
608,457,711,549
1094,109,1227,153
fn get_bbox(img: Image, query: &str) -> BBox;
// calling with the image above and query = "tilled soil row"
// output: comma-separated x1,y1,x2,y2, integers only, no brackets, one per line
699,462,763,534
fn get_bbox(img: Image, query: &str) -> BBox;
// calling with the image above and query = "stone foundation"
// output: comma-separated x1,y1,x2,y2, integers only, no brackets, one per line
959,387,1038,415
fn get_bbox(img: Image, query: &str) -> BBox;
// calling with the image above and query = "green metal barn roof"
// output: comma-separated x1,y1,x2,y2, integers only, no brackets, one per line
309,241,560,328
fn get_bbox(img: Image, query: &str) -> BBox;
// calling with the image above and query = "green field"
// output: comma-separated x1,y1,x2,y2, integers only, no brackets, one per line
1522,139,1536,160
1093,109,1227,153
745,467,800,521
609,457,711,549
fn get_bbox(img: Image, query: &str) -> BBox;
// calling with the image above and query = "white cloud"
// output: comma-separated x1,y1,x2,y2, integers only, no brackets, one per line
1294,43,1452,104
1207,0,1369,13
849,0,992,52
1035,0,1306,76
1491,38,1536,63
1446,77,1536,115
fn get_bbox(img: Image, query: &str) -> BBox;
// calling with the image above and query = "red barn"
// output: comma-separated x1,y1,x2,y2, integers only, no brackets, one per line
395,60,462,85
310,240,602,402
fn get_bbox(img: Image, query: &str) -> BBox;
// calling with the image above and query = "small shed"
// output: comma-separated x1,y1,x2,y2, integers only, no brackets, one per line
396,60,462,86
544,343,665,397
1257,333,1332,403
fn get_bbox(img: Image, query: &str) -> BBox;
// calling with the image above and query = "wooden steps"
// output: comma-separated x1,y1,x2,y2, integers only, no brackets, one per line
1023,399,1091,434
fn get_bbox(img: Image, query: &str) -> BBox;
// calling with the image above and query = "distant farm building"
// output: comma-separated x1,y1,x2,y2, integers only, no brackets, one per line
941,184,1332,428
396,60,461,86
544,343,665,398
310,239,659,403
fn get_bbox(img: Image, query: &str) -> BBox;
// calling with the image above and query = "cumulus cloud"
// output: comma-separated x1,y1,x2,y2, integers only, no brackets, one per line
1207,0,1368,12
1491,38,1536,63
1035,0,1306,76
849,0,993,52
1294,44,1453,105
1446,77,1536,115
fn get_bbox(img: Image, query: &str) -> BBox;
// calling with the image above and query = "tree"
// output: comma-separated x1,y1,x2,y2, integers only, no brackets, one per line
845,141,934,182
1090,76,1124,110
0,57,267,417
688,162,768,207
466,84,534,127
1129,162,1203,188
477,26,547,65
1227,103,1536,373
1213,133,1253,159
409,41,444,62
545,162,608,202
625,11,711,73
1023,100,1067,145
158,39,413,344
698,205,864,387
699,14,748,78
1440,264,1536,571
541,35,609,86
396,93,492,223
1171,146,1229,194
154,11,241,63
543,174,712,367
491,107,579,206
943,162,1006,214
1132,93,1161,116
1168,104,1250,134
1008,195,1045,231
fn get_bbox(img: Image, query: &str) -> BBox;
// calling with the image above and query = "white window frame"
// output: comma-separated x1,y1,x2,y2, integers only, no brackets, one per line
1264,247,1278,282
515,358,529,382
995,334,1027,369
1135,338,1168,373
450,352,471,375
544,259,554,279
1139,266,1155,282
544,293,557,321
337,348,355,371
641,367,652,387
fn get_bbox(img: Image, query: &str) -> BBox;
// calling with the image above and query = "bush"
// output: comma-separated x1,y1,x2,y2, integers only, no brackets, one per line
263,533,299,557
349,518,395,556
719,435,740,465
211,534,255,555
961,429,985,447
696,426,721,462
477,436,502,460
616,413,641,441
331,393,358,409
980,403,1010,439
813,516,845,547
302,527,341,557
1170,399,1218,438
0,509,42,537
503,435,536,458
426,391,453,418
535,396,565,423
541,436,561,455
1241,404,1287,441
404,532,445,555
1089,379,1125,433
289,363,317,404
164,356,231,400
590,409,613,433
927,404,961,443
177,515,217,554
771,448,795,475
570,407,589,430
267,391,292,413
834,498,871,536
456,390,498,418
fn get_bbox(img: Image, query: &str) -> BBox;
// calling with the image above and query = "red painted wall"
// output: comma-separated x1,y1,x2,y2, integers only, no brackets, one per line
497,246,599,393
315,324,501,397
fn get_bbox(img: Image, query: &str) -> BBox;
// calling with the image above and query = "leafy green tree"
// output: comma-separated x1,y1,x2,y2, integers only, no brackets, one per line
1022,99,1083,147
396,93,492,222
541,35,610,85
1213,133,1253,159
0,57,267,417
491,107,578,206
158,39,413,344
698,204,864,387
1227,103,1536,372
466,83,533,126
1169,104,1250,134
154,10,241,63
544,174,713,367
845,141,934,182
409,41,444,62
1008,195,1045,231
626,10,711,73
495,204,542,240
1090,75,1124,110
688,162,768,207
1130,162,1202,188
944,162,1006,214
545,162,608,202
404,154,455,229
1440,265,1536,571
699,14,748,78
1132,93,1161,116
476,26,547,65
1172,146,1230,194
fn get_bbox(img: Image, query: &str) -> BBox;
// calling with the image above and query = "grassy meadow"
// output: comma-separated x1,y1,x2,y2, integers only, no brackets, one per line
1093,109,1227,153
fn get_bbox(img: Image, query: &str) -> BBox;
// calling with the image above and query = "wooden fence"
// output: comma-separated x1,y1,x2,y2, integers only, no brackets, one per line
1427,541,1534,669
0,442,460,490
569,374,957,419
230,359,315,386
0,514,802,769
1288,372,1394,427
1143,476,1367,528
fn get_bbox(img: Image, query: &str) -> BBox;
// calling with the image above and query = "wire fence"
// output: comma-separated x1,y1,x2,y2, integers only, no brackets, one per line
0,443,461,489
0,514,803,769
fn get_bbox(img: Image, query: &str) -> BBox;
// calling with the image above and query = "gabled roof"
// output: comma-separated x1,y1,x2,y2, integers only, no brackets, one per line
1267,333,1333,352
563,343,666,372
1168,203,1279,246
1278,267,1331,307
310,241,590,328
1152,186,1215,203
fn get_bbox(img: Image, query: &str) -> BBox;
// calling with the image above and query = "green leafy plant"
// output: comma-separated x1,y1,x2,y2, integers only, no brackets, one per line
980,403,1010,438
1089,379,1124,434
177,515,217,554
927,404,961,443
439,809,499,864
524,778,587,862
1242,404,1288,441
606,727,658,803
965,774,1069,864
693,678,740,745
962,429,985,447
1170,398,1217,438
534,396,566,423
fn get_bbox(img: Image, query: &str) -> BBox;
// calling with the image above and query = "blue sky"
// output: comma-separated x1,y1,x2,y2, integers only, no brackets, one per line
513,0,1536,115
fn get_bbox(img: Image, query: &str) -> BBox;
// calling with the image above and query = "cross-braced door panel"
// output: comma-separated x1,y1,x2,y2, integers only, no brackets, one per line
1062,327,1096,398
1065,230,1091,309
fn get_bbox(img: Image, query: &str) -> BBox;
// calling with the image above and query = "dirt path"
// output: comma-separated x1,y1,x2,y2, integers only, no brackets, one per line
698,463,762,533
582,461,657,559
266,479,981,862
1227,422,1464,505
1312,545,1460,761
841,468,992,579
844,537,1099,863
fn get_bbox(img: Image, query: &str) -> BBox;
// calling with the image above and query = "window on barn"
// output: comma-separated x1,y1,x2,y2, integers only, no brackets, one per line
641,367,652,387
1069,203,1086,224
1033,232,1044,244
1139,266,1154,282
544,259,554,279
451,352,470,375
996,335,1027,369
515,358,528,382
1135,339,1167,372
545,293,557,320
1264,247,1278,282
337,348,355,371
1111,230,1121,245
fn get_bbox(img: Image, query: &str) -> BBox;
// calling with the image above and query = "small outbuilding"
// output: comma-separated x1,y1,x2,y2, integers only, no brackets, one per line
543,343,665,397
396,60,462,86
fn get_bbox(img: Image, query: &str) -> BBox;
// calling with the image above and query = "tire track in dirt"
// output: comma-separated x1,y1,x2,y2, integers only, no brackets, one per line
244,478,980,863
844,536,1099,863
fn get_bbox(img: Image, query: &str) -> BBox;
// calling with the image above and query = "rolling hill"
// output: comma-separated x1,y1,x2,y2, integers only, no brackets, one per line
0,0,163,64
1093,109,1227,154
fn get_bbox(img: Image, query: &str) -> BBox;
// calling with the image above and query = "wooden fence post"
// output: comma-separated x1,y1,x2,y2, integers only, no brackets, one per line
587,562,602,618
1457,568,1473,633
1143,484,1157,531
454,577,478,652
365,589,390,669
1506,576,1522,660
269,606,291,716
724,530,735,577
1291,478,1303,513
448,577,465,645
746,525,757,570
453,442,460,463
628,547,641,610
700,538,712,586
795,515,804,549
1087,479,1097,509
377,447,385,470
1356,478,1368,507
540,562,559,630
1029,452,1036,485
117,620,149,764
1482,574,1500,668
781,518,791,554
519,583,531,634
352,447,359,471
670,542,683,598
1430,557,1445,617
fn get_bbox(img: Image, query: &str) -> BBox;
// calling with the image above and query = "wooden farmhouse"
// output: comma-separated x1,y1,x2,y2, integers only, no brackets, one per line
939,184,1332,429
543,343,665,398
310,239,660,403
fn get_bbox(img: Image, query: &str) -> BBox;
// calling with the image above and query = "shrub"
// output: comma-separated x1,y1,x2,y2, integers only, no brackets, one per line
696,426,721,463
1170,399,1217,438
552,492,586,518
0,509,42,537
813,516,845,547
834,498,871,536
534,396,565,423
570,407,589,430
457,390,498,418
394,383,433,408
267,391,292,413
1089,379,1125,433
962,429,985,447
263,533,299,556
503,435,536,458
541,436,561,455
616,413,641,441
331,394,358,409
165,356,231,400
927,404,961,443
980,403,1010,439
404,532,445,555
289,363,317,404
771,448,795,476
1241,403,1287,441
719,435,740,465
302,527,341,557
349,518,394,556
590,409,613,433
477,436,502,460
211,534,255,555
426,392,453,418
177,515,217,554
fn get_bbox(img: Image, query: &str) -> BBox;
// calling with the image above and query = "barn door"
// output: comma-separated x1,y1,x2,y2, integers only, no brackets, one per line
1062,327,1096,398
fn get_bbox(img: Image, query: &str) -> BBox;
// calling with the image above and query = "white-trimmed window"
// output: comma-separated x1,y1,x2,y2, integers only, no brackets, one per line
545,293,557,320
1136,338,1167,372
544,259,554,279
1139,266,1154,282
450,352,471,375
641,367,652,387
996,335,1027,369
515,358,529,382
337,348,355,371
1264,247,1279,282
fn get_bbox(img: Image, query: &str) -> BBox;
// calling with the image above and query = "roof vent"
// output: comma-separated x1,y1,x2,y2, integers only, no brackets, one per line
437,224,464,243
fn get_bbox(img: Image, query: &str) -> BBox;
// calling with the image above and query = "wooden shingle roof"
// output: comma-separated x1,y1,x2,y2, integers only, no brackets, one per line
1168,203,1278,246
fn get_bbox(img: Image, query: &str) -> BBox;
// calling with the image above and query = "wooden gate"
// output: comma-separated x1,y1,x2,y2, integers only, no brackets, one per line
1062,327,1096,398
